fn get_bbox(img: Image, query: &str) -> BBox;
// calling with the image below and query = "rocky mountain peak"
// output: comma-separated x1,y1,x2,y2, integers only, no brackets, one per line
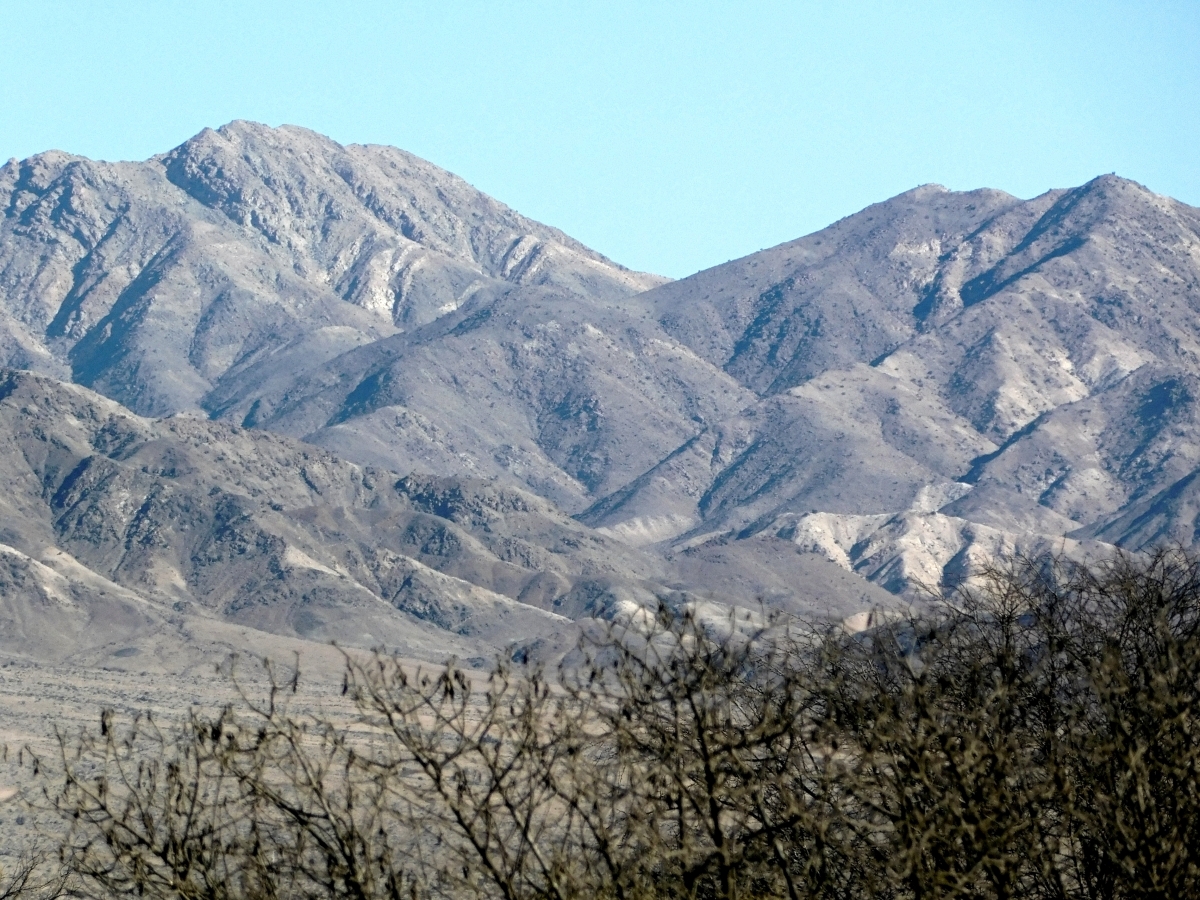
0,122,664,420
158,120,660,295
4,125,1200,660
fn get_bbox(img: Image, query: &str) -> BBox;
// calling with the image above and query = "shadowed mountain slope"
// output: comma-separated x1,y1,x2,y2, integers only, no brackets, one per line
0,121,662,419
583,176,1200,588
4,123,1200,605
0,368,640,662
0,369,878,664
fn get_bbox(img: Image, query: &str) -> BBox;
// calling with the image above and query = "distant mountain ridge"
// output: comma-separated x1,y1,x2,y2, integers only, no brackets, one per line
0,121,662,418
4,122,1200,650
0,367,884,665
591,176,1200,566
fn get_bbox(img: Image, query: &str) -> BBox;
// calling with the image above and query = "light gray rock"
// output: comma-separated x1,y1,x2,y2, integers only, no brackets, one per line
584,175,1200,593
0,369,681,663
0,122,662,420
6,123,1200,615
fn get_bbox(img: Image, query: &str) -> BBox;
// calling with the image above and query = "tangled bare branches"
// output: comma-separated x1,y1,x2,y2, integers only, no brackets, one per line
17,548,1200,899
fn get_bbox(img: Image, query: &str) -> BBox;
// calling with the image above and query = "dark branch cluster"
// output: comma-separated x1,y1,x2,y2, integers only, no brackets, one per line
10,549,1200,899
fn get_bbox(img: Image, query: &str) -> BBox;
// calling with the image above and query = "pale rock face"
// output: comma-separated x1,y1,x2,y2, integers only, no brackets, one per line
587,174,1200,594
4,126,1200,650
0,121,662,420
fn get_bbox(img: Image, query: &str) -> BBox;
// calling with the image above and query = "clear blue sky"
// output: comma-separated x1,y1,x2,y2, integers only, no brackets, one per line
2,1,1197,278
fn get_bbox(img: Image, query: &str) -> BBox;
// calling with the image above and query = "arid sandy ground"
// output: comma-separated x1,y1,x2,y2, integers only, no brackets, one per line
0,627,390,866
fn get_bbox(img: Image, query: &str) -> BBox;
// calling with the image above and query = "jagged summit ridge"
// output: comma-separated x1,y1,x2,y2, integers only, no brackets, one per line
0,121,664,418
158,122,652,292
588,173,1200,584
4,123,1200,609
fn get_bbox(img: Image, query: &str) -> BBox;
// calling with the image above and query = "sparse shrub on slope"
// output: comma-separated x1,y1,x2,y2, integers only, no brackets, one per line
22,549,1200,899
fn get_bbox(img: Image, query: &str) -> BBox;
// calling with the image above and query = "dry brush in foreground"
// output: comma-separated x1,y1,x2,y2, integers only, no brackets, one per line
11,549,1200,899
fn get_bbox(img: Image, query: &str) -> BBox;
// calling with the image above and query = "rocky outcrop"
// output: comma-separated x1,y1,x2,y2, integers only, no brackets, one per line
6,124,1200,606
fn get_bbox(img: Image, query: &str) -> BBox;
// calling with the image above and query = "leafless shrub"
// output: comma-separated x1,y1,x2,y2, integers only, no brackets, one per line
0,850,65,900
815,547,1200,899
21,548,1200,900
48,703,272,900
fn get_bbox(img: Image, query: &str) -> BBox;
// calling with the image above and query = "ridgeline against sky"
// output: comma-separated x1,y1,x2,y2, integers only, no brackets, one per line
3,122,1200,664
1,1,1196,277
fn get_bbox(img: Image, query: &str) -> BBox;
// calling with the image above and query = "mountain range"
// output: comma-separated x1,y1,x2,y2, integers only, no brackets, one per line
3,121,1200,664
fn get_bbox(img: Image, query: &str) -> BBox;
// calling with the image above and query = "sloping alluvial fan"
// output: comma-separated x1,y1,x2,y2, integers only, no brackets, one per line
3,121,1200,660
